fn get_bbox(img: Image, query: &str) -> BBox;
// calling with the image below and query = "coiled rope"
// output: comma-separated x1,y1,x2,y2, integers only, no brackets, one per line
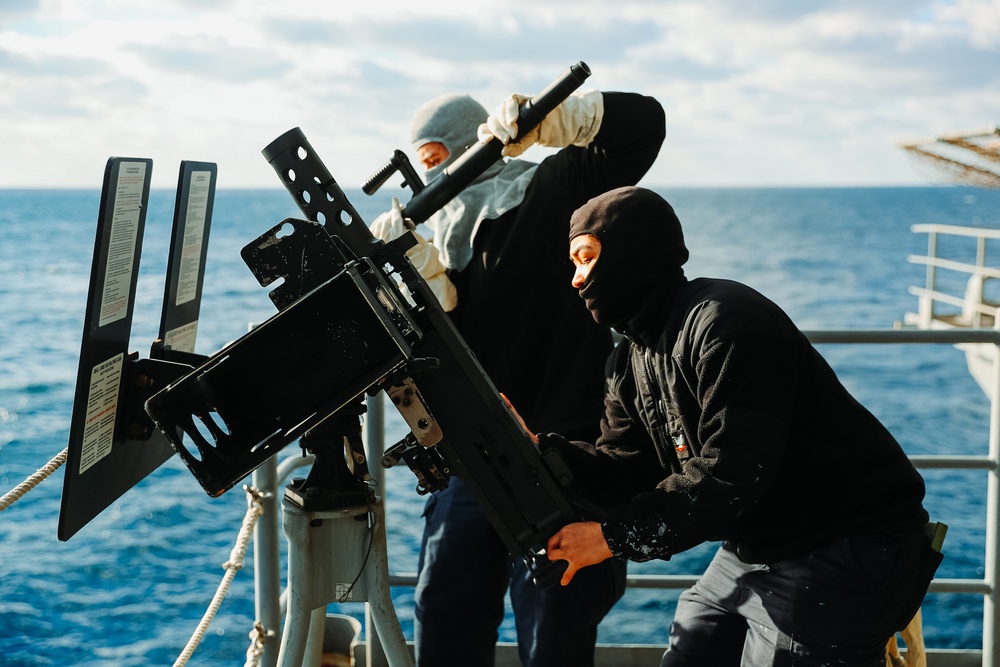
172,485,270,667
244,621,275,667
0,447,67,512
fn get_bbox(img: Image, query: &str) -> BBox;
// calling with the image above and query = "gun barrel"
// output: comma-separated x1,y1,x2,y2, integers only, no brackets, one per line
401,61,591,225
261,127,380,260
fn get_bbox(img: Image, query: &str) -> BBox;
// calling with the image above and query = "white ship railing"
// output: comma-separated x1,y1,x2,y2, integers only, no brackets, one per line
908,223,1000,330
250,327,1000,667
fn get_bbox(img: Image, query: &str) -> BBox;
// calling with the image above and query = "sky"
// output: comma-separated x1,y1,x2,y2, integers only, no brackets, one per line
0,0,998,190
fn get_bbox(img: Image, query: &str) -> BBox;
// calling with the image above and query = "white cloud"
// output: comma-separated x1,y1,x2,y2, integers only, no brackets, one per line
0,0,997,189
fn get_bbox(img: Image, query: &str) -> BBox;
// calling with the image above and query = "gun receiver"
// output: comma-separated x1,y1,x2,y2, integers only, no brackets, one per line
144,62,591,587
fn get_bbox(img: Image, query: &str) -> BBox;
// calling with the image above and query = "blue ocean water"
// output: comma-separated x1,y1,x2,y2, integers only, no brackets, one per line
2,184,1000,665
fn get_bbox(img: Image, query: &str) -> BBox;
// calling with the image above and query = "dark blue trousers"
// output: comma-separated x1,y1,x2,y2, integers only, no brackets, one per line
662,528,941,666
414,476,627,667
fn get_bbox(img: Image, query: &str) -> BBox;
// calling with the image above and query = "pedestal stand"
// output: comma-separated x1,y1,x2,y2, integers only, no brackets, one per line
276,495,411,667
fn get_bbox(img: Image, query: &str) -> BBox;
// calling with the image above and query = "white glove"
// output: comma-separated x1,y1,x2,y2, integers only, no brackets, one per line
476,89,604,158
370,197,458,311
369,196,414,242
406,232,458,312
479,94,529,147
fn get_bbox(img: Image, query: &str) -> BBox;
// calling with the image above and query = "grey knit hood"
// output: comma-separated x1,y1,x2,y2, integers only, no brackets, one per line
410,93,538,271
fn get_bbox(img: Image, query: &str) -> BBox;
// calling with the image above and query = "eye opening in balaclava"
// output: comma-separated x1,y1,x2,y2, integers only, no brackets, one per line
410,93,489,182
568,186,688,329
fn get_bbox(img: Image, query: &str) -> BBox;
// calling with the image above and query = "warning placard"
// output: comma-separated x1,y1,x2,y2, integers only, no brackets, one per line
79,353,123,474
164,321,198,354
175,170,211,306
99,161,146,327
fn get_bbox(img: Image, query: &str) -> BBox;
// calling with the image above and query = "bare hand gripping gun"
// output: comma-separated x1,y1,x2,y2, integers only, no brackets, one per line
144,62,592,587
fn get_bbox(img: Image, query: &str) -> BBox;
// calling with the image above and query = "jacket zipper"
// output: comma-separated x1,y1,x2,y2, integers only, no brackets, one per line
639,345,690,463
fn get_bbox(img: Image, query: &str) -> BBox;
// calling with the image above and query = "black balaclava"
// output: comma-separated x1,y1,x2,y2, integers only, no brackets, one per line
569,186,688,332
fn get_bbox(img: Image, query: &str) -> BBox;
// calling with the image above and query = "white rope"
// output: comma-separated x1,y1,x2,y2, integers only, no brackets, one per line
172,485,269,667
0,447,67,512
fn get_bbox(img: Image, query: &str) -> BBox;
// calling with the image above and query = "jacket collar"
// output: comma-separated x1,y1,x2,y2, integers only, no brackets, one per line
618,276,688,349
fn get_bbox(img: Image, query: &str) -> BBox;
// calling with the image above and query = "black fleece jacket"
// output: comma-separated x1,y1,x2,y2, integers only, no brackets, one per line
541,277,928,564
447,92,665,436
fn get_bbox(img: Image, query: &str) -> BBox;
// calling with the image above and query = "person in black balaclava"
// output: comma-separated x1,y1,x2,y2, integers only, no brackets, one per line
521,186,942,666
370,91,666,667
568,185,688,334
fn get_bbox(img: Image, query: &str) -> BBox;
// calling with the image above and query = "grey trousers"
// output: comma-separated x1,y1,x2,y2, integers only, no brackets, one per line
661,528,940,666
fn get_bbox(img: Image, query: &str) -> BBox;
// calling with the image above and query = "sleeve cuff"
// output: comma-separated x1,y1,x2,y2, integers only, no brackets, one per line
601,508,675,563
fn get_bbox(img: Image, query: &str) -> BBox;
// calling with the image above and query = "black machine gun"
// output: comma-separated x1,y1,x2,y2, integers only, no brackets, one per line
144,62,592,587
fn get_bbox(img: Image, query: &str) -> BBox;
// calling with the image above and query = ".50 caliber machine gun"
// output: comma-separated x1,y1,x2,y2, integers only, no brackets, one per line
144,62,594,589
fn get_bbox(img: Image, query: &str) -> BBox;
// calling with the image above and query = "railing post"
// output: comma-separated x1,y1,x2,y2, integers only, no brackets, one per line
364,392,391,667
987,333,1000,667
978,235,988,281
975,235,988,328
916,230,939,327
251,454,282,667
926,231,939,323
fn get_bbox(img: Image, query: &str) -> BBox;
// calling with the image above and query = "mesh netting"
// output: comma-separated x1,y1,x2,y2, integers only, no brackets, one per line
899,126,1000,190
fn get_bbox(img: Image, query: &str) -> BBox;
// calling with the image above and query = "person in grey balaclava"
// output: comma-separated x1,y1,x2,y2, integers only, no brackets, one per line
408,93,538,272
371,90,666,667
519,186,941,666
